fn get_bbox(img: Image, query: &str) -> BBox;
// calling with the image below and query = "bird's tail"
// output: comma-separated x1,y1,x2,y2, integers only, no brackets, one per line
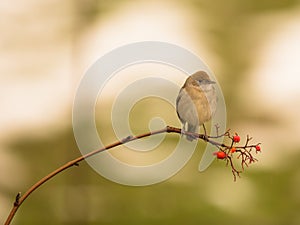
185,124,198,141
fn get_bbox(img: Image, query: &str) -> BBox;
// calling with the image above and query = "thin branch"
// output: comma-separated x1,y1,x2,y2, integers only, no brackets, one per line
4,125,259,225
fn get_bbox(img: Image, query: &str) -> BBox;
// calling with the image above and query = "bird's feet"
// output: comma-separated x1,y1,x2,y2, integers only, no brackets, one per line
202,124,209,141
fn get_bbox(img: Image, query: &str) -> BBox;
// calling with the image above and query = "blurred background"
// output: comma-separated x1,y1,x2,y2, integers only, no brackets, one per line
1,0,300,224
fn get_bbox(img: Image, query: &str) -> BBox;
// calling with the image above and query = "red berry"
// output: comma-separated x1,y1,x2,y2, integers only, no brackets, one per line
214,151,227,159
230,147,236,153
233,135,240,143
255,145,261,151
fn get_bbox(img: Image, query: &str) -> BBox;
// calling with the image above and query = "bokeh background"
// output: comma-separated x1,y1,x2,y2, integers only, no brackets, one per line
1,0,300,224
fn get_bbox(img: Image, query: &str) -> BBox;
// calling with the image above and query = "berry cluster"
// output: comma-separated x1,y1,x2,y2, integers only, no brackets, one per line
212,131,261,181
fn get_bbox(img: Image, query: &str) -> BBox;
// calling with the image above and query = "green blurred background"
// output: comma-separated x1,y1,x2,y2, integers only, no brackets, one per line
1,0,300,224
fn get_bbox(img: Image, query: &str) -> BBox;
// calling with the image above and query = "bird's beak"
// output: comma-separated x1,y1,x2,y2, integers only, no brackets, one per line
196,79,216,85
206,80,215,84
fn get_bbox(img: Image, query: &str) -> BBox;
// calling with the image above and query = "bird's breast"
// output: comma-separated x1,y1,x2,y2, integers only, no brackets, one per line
185,86,216,124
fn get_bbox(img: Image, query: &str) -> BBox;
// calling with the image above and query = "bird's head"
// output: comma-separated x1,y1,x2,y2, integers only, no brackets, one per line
185,71,215,88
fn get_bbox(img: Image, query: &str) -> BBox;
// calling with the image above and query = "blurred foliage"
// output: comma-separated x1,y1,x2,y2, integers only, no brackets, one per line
4,0,300,224
72,0,126,28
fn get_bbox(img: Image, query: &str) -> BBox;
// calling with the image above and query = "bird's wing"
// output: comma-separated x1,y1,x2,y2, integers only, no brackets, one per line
176,88,198,126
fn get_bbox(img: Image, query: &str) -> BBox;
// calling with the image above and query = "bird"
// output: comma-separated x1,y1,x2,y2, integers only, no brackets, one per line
176,71,217,141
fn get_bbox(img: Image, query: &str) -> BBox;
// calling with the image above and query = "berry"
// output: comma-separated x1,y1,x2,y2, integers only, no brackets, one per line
255,145,261,152
233,135,240,143
213,151,227,159
230,147,236,153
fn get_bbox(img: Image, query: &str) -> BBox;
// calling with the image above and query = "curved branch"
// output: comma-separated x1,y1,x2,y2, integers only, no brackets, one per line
4,125,257,225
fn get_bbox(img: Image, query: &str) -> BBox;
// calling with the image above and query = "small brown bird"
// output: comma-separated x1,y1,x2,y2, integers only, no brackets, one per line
176,71,217,141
